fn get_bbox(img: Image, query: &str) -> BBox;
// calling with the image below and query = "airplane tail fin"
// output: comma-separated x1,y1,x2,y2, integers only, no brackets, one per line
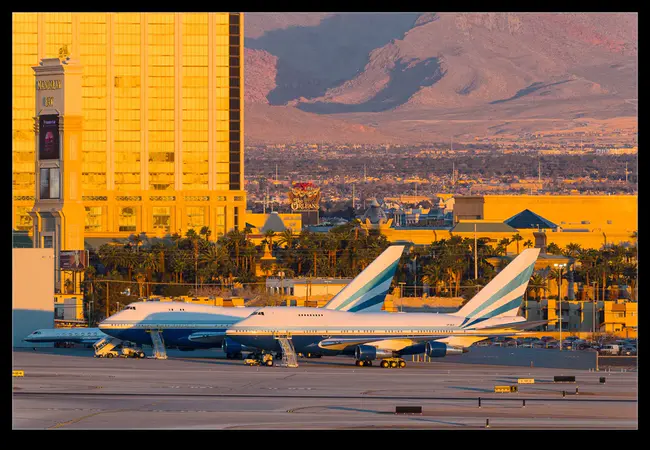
323,245,406,313
456,248,540,329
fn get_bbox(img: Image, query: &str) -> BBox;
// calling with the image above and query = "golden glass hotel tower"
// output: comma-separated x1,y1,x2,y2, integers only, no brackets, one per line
13,13,245,242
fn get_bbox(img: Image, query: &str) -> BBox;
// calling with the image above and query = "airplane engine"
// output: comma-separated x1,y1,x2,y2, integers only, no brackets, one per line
425,341,467,357
222,337,243,356
355,345,394,361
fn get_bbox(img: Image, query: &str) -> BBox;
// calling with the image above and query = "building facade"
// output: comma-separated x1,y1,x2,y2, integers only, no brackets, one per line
13,13,245,241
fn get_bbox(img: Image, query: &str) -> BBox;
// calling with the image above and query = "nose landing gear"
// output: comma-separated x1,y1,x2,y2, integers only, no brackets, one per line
355,360,373,367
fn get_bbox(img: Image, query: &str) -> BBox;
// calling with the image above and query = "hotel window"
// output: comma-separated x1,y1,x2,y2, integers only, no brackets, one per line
39,168,60,199
118,207,137,232
216,206,226,237
84,206,104,232
234,206,239,230
152,207,171,233
113,13,141,191
181,14,209,190
12,13,37,199
186,206,205,231
148,13,175,191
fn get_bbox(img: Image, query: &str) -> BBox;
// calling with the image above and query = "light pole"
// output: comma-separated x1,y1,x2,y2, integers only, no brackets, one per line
88,300,94,327
278,271,285,305
399,282,406,312
554,263,566,350
592,281,597,340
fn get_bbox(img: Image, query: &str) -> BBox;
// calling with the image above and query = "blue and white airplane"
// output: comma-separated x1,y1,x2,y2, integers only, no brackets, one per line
98,245,406,357
226,248,546,367
24,328,107,344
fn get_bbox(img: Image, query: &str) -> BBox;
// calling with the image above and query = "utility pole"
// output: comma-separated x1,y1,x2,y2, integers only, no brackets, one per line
474,223,478,280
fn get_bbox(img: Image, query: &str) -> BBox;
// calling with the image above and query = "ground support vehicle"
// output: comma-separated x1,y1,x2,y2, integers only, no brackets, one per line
244,353,274,366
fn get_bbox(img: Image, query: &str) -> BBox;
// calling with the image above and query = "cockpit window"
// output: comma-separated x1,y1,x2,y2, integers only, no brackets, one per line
125,306,136,310
252,311,264,316
33,331,41,335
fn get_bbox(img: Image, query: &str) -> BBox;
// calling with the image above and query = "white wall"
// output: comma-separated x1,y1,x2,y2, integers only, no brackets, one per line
13,248,55,347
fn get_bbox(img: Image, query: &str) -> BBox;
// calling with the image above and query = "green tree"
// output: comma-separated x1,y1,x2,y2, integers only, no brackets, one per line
511,233,523,254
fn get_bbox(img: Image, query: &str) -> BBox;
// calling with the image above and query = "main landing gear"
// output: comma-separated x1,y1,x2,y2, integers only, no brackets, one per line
379,358,406,369
355,358,406,368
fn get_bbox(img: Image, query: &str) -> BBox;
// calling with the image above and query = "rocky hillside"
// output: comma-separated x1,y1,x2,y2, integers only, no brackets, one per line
243,13,637,145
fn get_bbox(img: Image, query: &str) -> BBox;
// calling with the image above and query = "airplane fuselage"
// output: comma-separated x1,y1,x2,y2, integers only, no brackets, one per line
226,307,498,356
98,302,256,349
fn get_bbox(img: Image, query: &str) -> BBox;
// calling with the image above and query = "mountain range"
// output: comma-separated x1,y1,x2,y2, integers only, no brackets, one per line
243,13,637,145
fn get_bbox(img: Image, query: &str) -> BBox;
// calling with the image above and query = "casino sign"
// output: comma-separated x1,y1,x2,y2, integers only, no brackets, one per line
289,182,321,211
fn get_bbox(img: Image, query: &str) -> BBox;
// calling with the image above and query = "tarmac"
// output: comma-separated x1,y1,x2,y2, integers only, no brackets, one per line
12,347,637,429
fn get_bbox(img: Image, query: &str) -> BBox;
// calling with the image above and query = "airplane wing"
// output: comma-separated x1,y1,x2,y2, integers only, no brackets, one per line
318,332,519,352
476,320,549,331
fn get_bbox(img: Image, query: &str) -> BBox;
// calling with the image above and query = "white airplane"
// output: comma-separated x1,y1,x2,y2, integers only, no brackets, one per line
24,328,107,344
98,245,406,358
226,248,546,368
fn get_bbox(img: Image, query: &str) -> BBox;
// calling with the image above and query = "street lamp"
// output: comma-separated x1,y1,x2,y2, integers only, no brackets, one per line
591,281,597,340
88,300,94,327
554,263,566,350
278,271,286,305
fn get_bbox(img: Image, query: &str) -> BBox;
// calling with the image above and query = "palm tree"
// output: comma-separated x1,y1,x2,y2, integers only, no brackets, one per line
263,230,276,252
120,250,138,281
546,242,562,255
199,226,212,242
128,233,146,253
511,233,523,254
421,264,443,296
564,243,582,300
523,239,534,249
277,228,294,249
98,244,121,273
528,272,548,301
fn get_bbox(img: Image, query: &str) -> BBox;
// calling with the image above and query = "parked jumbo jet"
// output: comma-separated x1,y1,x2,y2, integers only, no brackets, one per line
98,245,406,358
24,328,107,344
226,248,545,368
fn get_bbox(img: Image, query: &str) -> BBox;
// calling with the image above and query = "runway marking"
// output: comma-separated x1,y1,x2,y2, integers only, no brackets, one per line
47,408,133,429
15,391,637,403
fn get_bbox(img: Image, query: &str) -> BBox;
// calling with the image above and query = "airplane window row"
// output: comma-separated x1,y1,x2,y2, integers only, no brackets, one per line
299,314,322,317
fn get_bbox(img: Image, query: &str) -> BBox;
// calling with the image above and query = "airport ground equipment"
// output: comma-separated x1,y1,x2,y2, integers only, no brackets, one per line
13,370,24,377
146,330,167,360
553,376,576,383
93,337,123,358
395,406,422,414
244,353,274,366
120,346,146,358
518,378,535,384
494,385,519,393
275,335,298,368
